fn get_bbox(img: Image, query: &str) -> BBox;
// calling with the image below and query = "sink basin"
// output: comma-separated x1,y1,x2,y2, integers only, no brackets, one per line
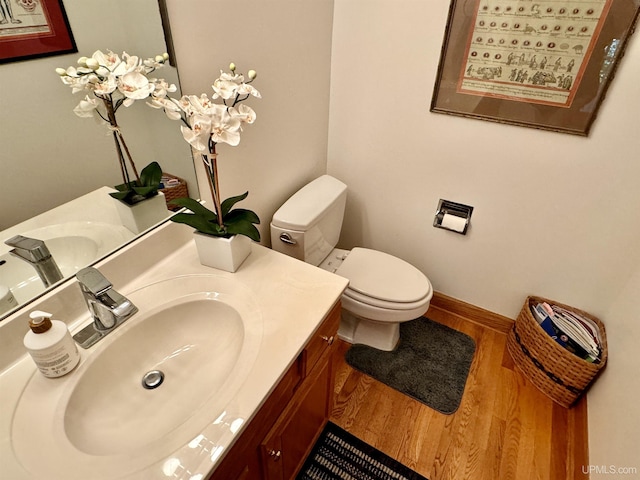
0,222,133,303
11,274,263,479
65,296,247,455
22,221,134,265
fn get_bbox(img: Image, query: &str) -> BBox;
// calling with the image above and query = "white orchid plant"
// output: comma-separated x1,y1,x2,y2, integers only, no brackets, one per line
56,50,174,204
148,63,261,242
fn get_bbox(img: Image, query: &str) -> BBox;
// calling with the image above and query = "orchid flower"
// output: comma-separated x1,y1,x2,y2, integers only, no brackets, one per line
72,95,99,118
56,50,171,203
118,71,155,106
148,63,261,241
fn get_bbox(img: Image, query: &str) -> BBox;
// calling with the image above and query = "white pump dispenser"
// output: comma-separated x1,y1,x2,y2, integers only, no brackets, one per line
23,310,80,378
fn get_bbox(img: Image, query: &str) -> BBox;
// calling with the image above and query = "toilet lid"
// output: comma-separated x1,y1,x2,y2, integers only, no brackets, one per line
335,247,431,303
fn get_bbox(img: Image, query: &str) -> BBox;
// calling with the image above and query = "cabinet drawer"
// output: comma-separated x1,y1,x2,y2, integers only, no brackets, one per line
302,302,341,377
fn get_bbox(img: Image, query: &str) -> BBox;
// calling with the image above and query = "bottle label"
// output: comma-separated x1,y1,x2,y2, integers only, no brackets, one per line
30,343,79,378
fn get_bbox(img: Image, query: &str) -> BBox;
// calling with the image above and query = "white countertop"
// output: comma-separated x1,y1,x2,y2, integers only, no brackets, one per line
0,221,348,480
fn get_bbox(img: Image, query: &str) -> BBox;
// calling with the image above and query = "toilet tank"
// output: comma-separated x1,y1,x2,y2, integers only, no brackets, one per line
270,175,347,266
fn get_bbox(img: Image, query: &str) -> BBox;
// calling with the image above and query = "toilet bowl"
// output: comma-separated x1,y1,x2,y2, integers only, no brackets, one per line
270,175,433,351
319,247,432,350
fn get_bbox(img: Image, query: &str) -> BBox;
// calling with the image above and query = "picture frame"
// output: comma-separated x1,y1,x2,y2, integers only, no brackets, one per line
430,0,640,136
0,0,76,64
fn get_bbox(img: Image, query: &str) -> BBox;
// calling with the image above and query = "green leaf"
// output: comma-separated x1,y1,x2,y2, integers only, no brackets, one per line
113,181,136,193
170,193,260,241
171,213,226,236
111,162,162,204
109,186,143,205
132,185,157,197
109,190,130,201
170,197,218,222
220,192,249,218
225,208,260,225
140,161,163,188
225,219,261,242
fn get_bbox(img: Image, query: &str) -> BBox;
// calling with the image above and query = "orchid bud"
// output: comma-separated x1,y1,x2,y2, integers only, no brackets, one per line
248,69,257,80
155,55,165,63
55,67,67,76
77,56,88,67
229,62,236,72
162,52,169,61
85,58,99,70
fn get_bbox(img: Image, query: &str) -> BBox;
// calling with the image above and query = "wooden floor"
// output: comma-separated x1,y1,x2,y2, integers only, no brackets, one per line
330,304,589,480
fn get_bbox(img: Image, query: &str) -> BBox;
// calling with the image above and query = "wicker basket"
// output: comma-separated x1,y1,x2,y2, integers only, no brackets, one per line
160,173,189,211
506,296,608,408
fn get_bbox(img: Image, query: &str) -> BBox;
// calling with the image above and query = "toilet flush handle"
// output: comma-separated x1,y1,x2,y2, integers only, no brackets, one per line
279,233,297,245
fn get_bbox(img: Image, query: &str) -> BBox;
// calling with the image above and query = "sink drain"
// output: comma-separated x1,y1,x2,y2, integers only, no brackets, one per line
141,370,165,389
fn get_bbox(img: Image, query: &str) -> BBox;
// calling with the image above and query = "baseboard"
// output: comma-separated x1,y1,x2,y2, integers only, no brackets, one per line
430,291,514,334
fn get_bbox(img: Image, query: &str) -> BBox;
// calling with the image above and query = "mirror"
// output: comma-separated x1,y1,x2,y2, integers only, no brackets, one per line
0,0,197,319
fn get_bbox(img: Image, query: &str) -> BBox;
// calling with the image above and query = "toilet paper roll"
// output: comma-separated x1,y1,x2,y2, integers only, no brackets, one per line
441,213,467,233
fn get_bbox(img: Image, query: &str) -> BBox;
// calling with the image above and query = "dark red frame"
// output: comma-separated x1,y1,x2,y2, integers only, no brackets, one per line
0,0,76,64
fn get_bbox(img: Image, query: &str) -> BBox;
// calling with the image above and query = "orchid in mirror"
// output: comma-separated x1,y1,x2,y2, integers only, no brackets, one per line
148,63,262,241
56,50,174,204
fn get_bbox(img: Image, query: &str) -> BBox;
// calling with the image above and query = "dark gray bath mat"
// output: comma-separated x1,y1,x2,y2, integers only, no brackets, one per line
296,421,428,480
345,317,476,414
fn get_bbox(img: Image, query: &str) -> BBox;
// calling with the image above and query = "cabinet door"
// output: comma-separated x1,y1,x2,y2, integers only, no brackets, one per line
261,359,331,480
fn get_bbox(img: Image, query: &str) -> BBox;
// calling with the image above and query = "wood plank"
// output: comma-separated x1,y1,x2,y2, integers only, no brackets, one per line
462,328,505,479
550,402,570,479
482,416,505,480
496,372,523,480
569,396,590,480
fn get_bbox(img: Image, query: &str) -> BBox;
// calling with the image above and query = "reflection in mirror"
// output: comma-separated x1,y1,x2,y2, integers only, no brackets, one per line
0,0,198,320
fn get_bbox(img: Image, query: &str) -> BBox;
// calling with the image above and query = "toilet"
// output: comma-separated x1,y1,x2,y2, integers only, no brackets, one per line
270,175,433,351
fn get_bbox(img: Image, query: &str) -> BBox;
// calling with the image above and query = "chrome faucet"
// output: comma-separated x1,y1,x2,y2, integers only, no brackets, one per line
4,235,64,287
73,267,138,348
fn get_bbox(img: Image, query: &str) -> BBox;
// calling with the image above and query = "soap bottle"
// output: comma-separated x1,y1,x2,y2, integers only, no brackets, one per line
24,310,80,378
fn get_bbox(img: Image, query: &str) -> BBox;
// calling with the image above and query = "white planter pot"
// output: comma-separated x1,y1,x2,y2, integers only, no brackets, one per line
193,231,252,272
113,192,169,234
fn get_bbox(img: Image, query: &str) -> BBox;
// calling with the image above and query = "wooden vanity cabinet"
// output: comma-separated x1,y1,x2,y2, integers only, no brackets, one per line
207,302,341,480
260,343,332,479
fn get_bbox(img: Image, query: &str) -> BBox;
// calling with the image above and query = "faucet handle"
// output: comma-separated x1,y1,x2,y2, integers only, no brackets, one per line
75,267,137,335
76,267,112,295
4,235,52,262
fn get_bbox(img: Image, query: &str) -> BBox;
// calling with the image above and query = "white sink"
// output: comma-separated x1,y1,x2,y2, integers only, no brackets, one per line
10,274,263,479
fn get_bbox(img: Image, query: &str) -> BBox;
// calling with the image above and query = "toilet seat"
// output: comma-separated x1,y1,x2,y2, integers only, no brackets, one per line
335,248,432,311
342,288,430,311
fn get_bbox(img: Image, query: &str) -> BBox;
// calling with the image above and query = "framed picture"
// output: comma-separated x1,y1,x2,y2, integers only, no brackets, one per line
0,0,76,64
430,0,640,135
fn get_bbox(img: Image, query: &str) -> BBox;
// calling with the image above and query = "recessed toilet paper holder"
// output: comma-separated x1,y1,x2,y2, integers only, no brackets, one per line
433,199,474,235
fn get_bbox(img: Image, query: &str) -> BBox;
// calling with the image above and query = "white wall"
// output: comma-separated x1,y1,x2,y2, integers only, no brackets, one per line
328,0,640,320
164,0,334,245
328,0,640,471
587,260,640,478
